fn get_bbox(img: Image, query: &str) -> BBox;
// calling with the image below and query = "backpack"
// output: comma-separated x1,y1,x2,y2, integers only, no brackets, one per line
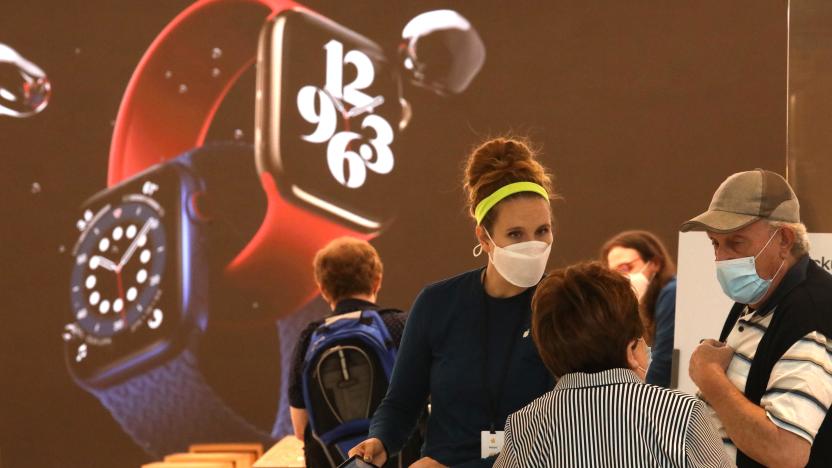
301,308,408,467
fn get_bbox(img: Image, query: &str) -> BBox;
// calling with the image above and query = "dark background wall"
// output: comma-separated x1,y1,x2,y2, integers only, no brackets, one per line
1,1,786,467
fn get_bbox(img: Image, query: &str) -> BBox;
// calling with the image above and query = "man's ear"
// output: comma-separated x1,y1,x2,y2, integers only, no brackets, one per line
317,282,332,306
778,226,796,259
372,275,382,296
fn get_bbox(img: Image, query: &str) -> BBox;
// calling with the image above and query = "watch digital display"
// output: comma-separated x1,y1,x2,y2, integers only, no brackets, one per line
257,9,403,232
65,163,201,386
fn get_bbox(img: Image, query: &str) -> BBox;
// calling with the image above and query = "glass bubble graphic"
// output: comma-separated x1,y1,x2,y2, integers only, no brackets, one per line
0,43,51,118
399,10,485,95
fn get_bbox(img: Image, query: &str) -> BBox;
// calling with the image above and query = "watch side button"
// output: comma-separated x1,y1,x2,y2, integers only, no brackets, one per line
187,191,213,222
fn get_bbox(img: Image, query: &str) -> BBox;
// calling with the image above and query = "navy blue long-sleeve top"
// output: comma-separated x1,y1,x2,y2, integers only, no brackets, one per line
645,277,676,387
368,269,554,467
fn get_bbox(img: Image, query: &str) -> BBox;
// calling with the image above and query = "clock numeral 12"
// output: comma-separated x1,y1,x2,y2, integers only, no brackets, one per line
324,39,375,109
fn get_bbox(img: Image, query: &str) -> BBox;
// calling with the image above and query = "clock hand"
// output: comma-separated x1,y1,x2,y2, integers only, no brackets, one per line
92,255,118,272
346,96,385,118
320,88,346,114
118,218,155,269
116,268,126,323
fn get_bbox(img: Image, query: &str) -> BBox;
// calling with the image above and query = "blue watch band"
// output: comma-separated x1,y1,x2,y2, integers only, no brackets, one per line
85,296,332,459
272,296,331,436
90,348,276,458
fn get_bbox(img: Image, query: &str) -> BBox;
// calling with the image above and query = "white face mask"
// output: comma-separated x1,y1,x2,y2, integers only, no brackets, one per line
627,263,652,301
473,229,552,288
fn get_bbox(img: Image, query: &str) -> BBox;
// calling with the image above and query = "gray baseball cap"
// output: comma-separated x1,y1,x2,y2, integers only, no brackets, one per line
680,169,800,233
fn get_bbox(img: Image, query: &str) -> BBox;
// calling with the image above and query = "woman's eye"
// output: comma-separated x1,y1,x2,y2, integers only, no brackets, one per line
508,231,522,238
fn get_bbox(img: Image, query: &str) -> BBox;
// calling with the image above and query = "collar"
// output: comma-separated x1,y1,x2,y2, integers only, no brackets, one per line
554,368,642,390
333,298,380,315
478,267,536,301
752,254,811,318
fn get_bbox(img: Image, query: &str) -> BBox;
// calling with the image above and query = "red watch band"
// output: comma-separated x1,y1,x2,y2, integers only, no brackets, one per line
108,0,371,318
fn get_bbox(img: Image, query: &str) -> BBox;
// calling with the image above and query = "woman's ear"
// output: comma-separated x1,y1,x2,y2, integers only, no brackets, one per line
475,225,492,254
626,339,640,371
644,260,660,279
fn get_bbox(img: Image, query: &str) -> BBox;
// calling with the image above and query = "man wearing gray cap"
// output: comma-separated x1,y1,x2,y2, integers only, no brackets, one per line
681,169,832,467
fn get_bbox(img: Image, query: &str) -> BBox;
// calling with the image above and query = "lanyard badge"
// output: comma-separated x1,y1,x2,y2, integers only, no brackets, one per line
479,283,526,457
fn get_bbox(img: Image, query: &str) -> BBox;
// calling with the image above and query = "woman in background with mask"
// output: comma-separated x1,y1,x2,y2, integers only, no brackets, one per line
349,137,556,468
601,230,676,387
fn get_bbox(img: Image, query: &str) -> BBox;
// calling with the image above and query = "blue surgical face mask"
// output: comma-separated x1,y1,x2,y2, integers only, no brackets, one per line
715,228,785,304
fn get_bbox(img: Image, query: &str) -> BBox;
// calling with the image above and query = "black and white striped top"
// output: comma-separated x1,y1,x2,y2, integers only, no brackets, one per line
493,369,733,467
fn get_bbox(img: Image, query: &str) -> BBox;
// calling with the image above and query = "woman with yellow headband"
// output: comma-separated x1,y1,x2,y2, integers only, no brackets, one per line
349,137,556,468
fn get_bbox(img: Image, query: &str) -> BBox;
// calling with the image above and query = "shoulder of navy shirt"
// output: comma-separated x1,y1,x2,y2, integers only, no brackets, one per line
368,268,554,467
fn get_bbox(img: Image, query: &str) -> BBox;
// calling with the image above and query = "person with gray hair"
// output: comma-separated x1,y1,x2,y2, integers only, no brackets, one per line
681,169,832,467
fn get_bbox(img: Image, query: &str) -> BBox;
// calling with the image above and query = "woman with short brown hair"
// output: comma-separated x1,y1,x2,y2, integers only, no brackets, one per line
494,262,730,468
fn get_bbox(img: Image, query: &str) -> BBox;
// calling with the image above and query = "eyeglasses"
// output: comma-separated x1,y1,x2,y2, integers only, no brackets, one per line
613,258,646,274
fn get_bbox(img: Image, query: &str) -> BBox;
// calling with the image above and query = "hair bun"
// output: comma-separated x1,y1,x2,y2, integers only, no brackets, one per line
463,137,554,220
468,138,534,180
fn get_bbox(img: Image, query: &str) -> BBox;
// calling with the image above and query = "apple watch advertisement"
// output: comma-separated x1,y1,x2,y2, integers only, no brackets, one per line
3,0,786,466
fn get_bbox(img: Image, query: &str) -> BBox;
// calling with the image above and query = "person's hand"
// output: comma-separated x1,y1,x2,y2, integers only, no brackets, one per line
348,438,388,467
409,456,447,468
689,339,734,395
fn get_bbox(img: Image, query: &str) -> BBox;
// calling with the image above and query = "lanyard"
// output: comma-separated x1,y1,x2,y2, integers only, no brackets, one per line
480,286,526,432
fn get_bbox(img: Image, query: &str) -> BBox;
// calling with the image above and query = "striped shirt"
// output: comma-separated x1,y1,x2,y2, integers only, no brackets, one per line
703,306,832,460
494,369,732,467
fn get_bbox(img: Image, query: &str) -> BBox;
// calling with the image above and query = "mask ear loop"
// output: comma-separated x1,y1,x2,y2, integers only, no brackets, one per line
633,338,650,374
754,227,781,260
755,227,786,281
767,258,787,282
473,227,495,257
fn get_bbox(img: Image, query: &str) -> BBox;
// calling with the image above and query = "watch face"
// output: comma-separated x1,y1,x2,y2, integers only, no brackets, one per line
257,9,403,232
65,163,200,386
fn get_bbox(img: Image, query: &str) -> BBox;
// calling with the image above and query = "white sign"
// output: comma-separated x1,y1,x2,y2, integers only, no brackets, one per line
674,232,832,395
